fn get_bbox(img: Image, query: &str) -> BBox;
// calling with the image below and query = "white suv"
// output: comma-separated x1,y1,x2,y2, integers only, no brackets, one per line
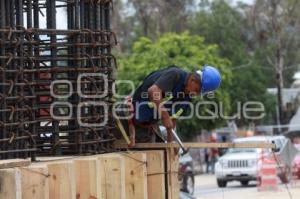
215,136,289,187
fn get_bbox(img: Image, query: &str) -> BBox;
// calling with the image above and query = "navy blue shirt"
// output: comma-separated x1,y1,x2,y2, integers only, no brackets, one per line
133,66,192,124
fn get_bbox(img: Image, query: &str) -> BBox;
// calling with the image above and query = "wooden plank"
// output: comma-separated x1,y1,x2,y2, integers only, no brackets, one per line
114,142,275,149
98,154,126,199
121,152,148,199
0,159,30,169
74,158,100,199
166,148,179,199
0,168,21,199
35,156,75,162
47,161,76,199
145,150,165,199
20,165,49,199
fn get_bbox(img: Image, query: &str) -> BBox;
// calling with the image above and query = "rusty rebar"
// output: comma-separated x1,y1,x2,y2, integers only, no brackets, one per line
0,0,116,160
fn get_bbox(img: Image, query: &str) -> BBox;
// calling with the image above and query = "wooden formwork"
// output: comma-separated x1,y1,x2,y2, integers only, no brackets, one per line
0,150,178,199
0,142,275,199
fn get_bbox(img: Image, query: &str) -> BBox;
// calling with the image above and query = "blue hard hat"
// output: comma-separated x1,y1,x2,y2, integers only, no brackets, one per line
196,65,221,94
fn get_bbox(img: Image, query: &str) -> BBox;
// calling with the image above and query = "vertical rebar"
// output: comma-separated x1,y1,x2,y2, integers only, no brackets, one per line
0,0,7,159
0,0,117,159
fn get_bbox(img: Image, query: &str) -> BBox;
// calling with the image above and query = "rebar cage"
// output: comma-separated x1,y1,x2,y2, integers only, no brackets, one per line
0,0,117,160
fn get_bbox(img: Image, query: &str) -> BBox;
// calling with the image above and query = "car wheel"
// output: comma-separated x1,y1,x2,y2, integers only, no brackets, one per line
240,180,249,186
182,172,195,195
217,179,227,188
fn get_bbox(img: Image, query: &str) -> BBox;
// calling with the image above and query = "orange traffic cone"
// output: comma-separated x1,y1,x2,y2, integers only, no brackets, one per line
258,154,278,191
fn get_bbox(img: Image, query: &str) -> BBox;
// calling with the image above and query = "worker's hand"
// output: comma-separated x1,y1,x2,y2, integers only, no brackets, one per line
172,119,176,129
162,114,174,142
162,114,173,130
167,128,173,142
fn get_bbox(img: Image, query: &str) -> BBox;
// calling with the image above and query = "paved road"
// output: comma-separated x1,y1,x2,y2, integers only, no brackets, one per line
193,174,300,199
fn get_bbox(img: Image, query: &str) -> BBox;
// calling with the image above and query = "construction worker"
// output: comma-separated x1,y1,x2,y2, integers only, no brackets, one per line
115,65,221,146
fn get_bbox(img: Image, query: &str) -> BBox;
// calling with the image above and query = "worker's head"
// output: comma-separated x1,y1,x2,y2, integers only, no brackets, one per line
197,65,221,94
185,73,201,97
185,65,221,96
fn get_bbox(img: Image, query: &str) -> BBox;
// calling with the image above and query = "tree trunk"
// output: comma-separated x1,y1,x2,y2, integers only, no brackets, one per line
276,48,285,130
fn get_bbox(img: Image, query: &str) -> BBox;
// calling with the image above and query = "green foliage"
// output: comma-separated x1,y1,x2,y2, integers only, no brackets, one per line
118,32,231,89
188,0,277,126
117,32,232,138
113,0,300,139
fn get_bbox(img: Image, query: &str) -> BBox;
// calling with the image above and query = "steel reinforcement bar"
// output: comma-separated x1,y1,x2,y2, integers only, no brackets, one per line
0,0,117,159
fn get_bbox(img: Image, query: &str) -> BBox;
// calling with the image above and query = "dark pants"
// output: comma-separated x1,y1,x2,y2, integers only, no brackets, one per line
114,103,163,143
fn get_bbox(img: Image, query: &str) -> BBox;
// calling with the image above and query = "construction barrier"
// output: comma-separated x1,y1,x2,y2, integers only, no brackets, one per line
257,155,278,191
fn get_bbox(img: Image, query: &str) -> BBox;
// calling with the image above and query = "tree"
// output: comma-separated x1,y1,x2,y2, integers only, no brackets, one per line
117,32,232,139
128,0,194,36
112,0,195,52
188,0,277,126
111,0,139,52
248,0,300,125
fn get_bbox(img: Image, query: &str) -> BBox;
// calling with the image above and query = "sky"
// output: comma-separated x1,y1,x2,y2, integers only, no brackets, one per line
32,0,255,30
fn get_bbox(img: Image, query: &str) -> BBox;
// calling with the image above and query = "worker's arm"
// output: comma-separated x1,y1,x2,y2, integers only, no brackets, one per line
172,119,176,129
147,85,174,130
147,68,180,141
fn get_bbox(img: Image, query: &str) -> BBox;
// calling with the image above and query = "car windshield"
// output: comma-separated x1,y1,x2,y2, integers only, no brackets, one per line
226,148,258,154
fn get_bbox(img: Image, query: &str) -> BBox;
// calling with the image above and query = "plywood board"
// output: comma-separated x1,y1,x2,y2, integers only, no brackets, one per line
20,165,49,199
74,158,100,199
122,152,148,199
114,142,275,149
47,161,76,199
145,150,165,199
98,154,126,199
0,159,30,169
166,148,179,199
0,168,21,199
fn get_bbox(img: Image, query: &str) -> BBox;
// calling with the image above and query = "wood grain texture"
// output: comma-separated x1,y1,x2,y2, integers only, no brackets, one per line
166,148,179,199
122,152,148,199
0,168,21,199
98,154,126,199
20,165,49,199
47,161,76,199
114,142,275,149
74,158,100,199
145,150,165,199
0,159,30,169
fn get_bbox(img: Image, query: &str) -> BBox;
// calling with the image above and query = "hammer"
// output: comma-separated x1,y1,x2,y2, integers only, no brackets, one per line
170,128,189,155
